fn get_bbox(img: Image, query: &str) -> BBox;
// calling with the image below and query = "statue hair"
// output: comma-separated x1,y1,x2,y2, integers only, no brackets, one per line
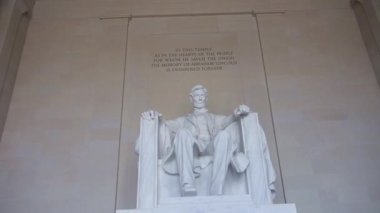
190,85,208,96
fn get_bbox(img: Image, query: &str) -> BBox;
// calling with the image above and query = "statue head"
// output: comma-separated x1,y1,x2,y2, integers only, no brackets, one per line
189,85,208,109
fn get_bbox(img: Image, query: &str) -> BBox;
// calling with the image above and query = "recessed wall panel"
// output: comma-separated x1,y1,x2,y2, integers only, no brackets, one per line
117,15,285,209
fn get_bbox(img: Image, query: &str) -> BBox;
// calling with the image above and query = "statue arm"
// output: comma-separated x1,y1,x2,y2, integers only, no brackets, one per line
161,118,181,132
216,104,251,130
135,115,159,155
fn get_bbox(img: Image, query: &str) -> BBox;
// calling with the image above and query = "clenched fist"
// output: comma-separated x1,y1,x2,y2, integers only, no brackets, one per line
233,105,250,118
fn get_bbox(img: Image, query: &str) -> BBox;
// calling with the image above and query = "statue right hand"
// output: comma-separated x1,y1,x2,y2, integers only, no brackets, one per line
141,110,162,121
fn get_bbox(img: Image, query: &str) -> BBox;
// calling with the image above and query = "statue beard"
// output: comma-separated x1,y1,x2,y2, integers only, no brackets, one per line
193,102,206,109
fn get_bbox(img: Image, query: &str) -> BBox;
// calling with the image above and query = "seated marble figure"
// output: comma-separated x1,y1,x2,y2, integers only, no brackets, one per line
136,85,276,203
141,85,251,196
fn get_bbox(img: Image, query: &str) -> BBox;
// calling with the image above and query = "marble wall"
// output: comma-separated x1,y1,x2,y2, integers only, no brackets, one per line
259,10,380,212
0,0,380,213
0,14,127,213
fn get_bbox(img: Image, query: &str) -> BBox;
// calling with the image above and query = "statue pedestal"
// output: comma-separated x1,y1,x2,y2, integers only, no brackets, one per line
117,195,297,213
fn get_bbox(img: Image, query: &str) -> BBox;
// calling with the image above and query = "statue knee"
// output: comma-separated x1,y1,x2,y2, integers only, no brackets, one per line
174,128,194,147
216,130,230,139
214,130,231,148
176,128,192,137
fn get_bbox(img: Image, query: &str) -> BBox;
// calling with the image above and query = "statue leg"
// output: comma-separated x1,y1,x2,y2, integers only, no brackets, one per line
173,128,197,196
210,130,233,195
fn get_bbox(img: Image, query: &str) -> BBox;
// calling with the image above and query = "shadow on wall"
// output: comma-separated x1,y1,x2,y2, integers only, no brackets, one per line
352,0,380,86
0,0,33,139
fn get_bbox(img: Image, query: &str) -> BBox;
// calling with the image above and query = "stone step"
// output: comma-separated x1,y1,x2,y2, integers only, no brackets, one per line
159,194,253,206
117,203,297,213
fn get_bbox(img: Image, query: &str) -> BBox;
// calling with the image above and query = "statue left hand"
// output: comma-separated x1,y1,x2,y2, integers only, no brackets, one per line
141,110,162,121
234,105,250,117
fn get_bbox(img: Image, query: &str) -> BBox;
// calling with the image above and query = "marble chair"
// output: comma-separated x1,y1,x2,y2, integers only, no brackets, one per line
135,113,276,209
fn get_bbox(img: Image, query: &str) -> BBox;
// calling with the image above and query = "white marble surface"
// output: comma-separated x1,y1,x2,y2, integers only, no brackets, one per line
117,203,297,213
137,85,275,202
120,195,295,212
137,109,276,206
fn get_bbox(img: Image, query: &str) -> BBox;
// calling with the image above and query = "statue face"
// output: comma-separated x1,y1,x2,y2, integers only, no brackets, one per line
190,89,208,109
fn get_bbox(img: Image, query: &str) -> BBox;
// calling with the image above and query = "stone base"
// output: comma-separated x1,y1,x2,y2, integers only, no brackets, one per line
117,195,297,213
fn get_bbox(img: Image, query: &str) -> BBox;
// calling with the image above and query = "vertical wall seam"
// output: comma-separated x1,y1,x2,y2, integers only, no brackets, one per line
254,14,287,203
114,17,131,213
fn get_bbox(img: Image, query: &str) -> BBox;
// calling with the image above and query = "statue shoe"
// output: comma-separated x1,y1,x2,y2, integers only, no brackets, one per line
182,184,197,196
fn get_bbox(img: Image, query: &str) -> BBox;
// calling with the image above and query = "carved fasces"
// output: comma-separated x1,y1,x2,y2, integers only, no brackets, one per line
136,117,158,208
240,113,276,204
